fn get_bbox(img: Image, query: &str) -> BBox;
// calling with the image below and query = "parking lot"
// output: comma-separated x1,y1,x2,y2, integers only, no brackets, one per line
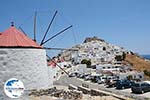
78,78,150,99
54,74,150,100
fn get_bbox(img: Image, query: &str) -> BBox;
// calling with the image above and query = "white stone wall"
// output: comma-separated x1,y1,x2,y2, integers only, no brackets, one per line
0,48,51,99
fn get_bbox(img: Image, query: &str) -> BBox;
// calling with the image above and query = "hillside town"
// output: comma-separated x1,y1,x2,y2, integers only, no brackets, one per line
54,37,144,82
45,36,150,100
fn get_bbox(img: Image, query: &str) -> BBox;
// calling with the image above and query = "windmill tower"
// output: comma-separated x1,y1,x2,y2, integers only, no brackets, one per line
0,23,51,99
0,11,75,99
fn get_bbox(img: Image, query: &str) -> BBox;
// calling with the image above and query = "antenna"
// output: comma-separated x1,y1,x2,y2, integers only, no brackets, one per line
41,25,72,45
33,11,37,42
40,11,58,45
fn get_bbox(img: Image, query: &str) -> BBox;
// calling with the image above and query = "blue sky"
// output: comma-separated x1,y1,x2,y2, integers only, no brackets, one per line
0,0,150,55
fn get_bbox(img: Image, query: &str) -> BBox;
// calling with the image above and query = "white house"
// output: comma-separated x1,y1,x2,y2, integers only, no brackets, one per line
116,71,144,81
96,64,121,72
70,64,91,74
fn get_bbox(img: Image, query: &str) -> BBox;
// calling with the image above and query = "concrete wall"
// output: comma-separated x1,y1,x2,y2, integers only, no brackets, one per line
0,48,51,99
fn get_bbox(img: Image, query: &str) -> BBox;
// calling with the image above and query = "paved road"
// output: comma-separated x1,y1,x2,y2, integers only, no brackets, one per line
54,75,150,100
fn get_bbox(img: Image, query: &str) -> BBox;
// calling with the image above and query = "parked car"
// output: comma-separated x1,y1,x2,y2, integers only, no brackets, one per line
76,73,83,78
90,75,106,84
78,73,90,79
100,76,107,83
97,78,103,84
131,82,150,94
84,75,92,81
106,79,119,88
80,74,85,79
69,72,79,77
106,75,117,80
116,79,134,89
105,76,118,88
76,73,82,78
66,64,72,68
91,75,100,83
82,74,91,79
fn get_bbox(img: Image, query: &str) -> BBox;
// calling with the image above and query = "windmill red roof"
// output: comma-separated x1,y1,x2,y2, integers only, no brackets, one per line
0,26,42,48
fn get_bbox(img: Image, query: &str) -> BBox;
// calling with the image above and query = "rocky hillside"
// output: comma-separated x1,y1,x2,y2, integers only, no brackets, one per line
84,36,105,43
125,54,150,71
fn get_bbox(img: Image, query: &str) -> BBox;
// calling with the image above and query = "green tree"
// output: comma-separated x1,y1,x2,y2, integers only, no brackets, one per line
115,55,123,61
122,52,126,60
144,70,150,77
115,52,126,61
127,75,133,80
81,59,91,68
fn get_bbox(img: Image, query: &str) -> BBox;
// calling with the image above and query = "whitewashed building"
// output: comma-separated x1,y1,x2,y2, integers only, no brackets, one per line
0,26,51,99
116,71,144,81
96,64,120,72
69,38,127,65
70,64,91,74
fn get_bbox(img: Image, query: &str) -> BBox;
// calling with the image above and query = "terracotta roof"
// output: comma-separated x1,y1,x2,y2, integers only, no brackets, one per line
48,61,56,68
0,26,42,48
47,59,65,68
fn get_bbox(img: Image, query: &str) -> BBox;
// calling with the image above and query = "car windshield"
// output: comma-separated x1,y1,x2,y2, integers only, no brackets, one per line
133,83,140,87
